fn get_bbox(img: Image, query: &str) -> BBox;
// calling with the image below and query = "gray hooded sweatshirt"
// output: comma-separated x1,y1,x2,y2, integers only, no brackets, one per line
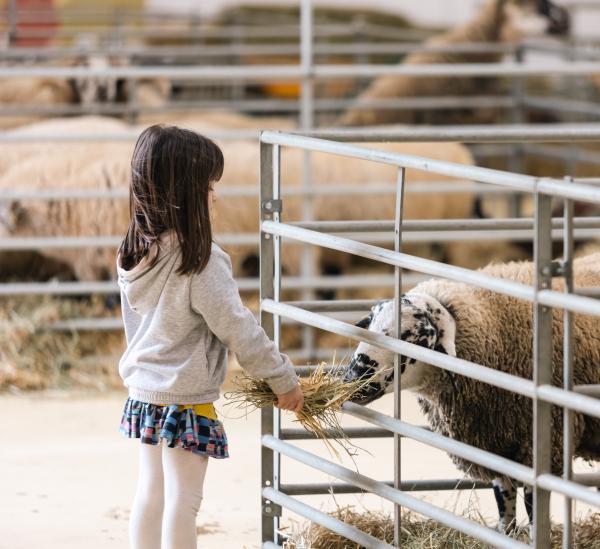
117,236,298,404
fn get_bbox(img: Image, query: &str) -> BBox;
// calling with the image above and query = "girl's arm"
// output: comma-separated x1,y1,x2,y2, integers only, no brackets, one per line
190,245,298,395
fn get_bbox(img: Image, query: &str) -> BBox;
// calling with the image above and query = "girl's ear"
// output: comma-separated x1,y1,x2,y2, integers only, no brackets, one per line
355,312,373,329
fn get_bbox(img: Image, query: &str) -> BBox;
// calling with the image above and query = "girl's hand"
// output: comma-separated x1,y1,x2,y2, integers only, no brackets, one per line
276,384,304,413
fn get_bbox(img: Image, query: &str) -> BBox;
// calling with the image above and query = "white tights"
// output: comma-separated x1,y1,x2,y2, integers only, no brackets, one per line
129,441,209,549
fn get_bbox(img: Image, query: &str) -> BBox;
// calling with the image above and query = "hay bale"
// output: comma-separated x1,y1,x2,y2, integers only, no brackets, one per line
0,295,124,392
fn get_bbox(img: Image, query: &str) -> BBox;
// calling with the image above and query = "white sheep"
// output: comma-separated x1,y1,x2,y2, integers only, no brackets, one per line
342,252,600,532
338,0,570,127
0,116,481,281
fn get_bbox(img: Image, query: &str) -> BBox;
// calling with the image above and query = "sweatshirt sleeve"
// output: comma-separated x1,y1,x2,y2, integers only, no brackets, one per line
190,245,298,395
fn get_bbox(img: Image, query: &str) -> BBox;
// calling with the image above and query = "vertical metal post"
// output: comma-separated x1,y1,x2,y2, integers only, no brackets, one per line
300,0,316,361
260,139,282,544
393,168,405,547
533,185,553,549
562,177,575,549
508,44,525,218
8,0,17,46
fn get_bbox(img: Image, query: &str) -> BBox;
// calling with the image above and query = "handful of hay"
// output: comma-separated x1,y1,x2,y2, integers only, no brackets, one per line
225,363,372,455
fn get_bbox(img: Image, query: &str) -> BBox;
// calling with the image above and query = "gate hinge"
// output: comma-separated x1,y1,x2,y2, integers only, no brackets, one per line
541,260,570,278
262,502,283,517
262,199,283,214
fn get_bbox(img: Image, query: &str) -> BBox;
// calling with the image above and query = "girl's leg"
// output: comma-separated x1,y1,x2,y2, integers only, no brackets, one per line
162,447,209,549
129,442,165,549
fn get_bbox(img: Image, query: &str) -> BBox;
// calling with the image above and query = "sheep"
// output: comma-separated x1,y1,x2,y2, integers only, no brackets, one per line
0,116,482,281
337,0,570,127
342,252,600,533
0,76,77,129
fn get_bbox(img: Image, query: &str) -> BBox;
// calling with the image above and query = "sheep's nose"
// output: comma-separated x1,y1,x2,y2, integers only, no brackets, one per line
343,354,377,383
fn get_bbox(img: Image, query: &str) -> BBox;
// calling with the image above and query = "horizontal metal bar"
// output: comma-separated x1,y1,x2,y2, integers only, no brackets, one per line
0,130,262,143
0,41,516,60
263,487,394,549
573,473,600,487
264,131,600,202
279,479,491,495
301,123,600,143
262,435,527,549
262,300,536,399
262,222,535,301
5,123,600,144
524,95,600,118
0,95,516,118
537,289,600,317
46,318,123,331
524,144,600,167
573,384,600,396
536,385,600,420
342,402,534,485
3,226,600,252
0,273,425,297
0,182,509,200
283,299,378,312
262,132,537,191
0,281,119,296
310,61,600,79
537,474,600,509
264,222,600,317
280,427,393,440
292,216,600,233
5,61,600,80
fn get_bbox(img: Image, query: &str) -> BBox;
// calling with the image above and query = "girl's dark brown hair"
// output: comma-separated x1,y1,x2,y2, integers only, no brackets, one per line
118,124,224,275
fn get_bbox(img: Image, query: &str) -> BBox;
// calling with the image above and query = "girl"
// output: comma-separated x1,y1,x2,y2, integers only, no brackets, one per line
117,125,303,549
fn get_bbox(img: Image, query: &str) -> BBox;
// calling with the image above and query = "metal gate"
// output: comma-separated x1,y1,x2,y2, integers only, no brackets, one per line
259,128,600,549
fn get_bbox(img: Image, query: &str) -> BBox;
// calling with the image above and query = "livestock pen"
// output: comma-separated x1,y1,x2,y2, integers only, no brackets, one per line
257,128,600,549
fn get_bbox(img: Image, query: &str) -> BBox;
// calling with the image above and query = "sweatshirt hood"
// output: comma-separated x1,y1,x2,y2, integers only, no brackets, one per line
117,232,179,315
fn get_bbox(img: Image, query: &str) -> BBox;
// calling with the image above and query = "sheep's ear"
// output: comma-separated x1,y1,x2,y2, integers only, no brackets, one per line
436,318,457,357
355,312,373,329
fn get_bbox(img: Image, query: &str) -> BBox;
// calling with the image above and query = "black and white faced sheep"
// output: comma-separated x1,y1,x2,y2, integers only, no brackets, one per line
343,252,600,533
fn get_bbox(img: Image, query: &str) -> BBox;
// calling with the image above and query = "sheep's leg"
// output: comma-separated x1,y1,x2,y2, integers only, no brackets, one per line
492,477,517,533
524,485,533,537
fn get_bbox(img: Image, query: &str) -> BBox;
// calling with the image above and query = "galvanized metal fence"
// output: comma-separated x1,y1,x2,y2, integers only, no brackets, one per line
5,2,600,362
259,129,600,548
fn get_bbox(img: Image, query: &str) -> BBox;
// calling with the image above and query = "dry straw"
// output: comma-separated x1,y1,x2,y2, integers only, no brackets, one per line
0,295,124,392
225,362,378,456
283,507,600,548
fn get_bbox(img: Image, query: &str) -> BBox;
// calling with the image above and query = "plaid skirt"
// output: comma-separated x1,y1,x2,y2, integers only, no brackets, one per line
119,397,229,459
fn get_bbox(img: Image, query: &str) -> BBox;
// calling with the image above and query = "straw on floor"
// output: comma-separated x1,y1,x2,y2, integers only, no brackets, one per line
282,506,600,548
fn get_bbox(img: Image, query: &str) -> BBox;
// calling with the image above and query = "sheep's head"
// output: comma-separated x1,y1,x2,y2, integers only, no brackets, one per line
0,201,27,235
343,294,456,405
502,0,570,40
